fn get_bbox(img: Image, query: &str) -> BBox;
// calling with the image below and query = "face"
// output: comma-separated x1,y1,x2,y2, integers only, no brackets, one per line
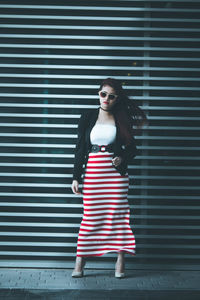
98,85,118,111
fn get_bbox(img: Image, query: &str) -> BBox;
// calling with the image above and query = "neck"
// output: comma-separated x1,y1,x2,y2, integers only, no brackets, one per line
99,106,112,114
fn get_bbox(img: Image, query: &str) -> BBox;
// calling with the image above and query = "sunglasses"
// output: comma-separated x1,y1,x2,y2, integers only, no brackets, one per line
99,91,118,100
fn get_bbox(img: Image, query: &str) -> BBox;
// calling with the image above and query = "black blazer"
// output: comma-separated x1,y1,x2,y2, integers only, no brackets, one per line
72,107,138,184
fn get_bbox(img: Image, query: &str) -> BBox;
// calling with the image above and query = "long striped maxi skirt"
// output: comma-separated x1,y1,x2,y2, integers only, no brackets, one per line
76,150,136,257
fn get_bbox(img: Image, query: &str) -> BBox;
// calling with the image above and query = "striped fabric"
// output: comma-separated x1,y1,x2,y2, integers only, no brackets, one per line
76,150,136,257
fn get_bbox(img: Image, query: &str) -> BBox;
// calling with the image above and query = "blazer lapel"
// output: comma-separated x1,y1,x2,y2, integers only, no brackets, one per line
85,108,99,149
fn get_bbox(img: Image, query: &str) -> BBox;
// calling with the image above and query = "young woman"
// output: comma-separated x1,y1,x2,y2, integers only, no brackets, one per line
71,77,147,278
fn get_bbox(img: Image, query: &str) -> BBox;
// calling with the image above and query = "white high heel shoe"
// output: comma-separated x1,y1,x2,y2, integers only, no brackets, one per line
72,259,86,278
115,261,125,278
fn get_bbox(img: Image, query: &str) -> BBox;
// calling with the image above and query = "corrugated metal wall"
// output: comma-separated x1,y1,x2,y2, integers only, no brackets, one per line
0,0,200,270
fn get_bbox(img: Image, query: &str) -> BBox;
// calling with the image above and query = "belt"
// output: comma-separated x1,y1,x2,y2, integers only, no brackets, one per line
90,144,114,153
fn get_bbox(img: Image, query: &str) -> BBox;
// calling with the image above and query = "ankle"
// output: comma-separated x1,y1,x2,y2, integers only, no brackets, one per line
116,260,124,268
74,257,85,271
115,260,125,272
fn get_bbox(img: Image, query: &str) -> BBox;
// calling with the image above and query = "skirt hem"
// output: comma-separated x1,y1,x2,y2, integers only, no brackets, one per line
77,249,136,257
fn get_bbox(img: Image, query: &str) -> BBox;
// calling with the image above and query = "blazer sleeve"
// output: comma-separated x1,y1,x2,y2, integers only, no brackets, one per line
72,112,88,183
116,136,138,174
121,136,138,164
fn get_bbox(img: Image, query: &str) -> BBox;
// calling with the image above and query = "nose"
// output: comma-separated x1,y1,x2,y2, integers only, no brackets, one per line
104,94,109,101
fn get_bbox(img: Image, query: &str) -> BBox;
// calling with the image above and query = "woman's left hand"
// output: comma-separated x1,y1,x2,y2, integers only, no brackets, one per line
112,156,123,167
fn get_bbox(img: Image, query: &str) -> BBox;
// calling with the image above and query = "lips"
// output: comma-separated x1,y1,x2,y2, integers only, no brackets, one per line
103,101,109,104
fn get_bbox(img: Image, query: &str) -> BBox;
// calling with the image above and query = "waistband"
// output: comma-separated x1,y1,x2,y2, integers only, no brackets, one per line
90,144,114,153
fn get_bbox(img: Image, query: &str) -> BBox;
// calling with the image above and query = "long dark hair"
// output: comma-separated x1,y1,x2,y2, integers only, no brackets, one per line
98,77,148,145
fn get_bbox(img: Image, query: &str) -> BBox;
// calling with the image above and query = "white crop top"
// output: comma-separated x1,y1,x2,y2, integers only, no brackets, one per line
90,123,117,145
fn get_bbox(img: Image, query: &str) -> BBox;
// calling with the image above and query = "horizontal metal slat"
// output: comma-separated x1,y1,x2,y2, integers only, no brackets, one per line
1,134,200,140
0,4,200,13
1,74,200,80
1,222,200,229
1,251,199,260
0,124,199,131
0,193,199,200
1,44,200,52
2,54,200,60
2,24,200,32
1,144,199,151
1,202,200,210
0,154,199,161
0,232,199,240
1,114,199,121
1,63,200,70
1,242,199,250
0,34,200,40
1,173,199,180
0,183,199,190
1,104,200,111
1,84,200,92
1,14,200,23
0,94,199,101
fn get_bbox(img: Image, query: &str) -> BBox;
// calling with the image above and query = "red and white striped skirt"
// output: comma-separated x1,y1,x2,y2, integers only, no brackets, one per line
76,150,136,257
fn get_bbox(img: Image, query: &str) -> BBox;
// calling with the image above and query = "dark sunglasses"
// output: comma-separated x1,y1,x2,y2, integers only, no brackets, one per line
99,91,118,100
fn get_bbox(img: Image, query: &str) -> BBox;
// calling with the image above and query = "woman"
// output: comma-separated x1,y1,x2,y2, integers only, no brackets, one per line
71,78,147,278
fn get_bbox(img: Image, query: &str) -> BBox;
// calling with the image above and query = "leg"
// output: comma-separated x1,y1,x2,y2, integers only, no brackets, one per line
73,256,86,272
115,252,125,273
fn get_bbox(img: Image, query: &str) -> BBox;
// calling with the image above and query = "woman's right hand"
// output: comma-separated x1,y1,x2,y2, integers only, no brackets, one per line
71,180,81,194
